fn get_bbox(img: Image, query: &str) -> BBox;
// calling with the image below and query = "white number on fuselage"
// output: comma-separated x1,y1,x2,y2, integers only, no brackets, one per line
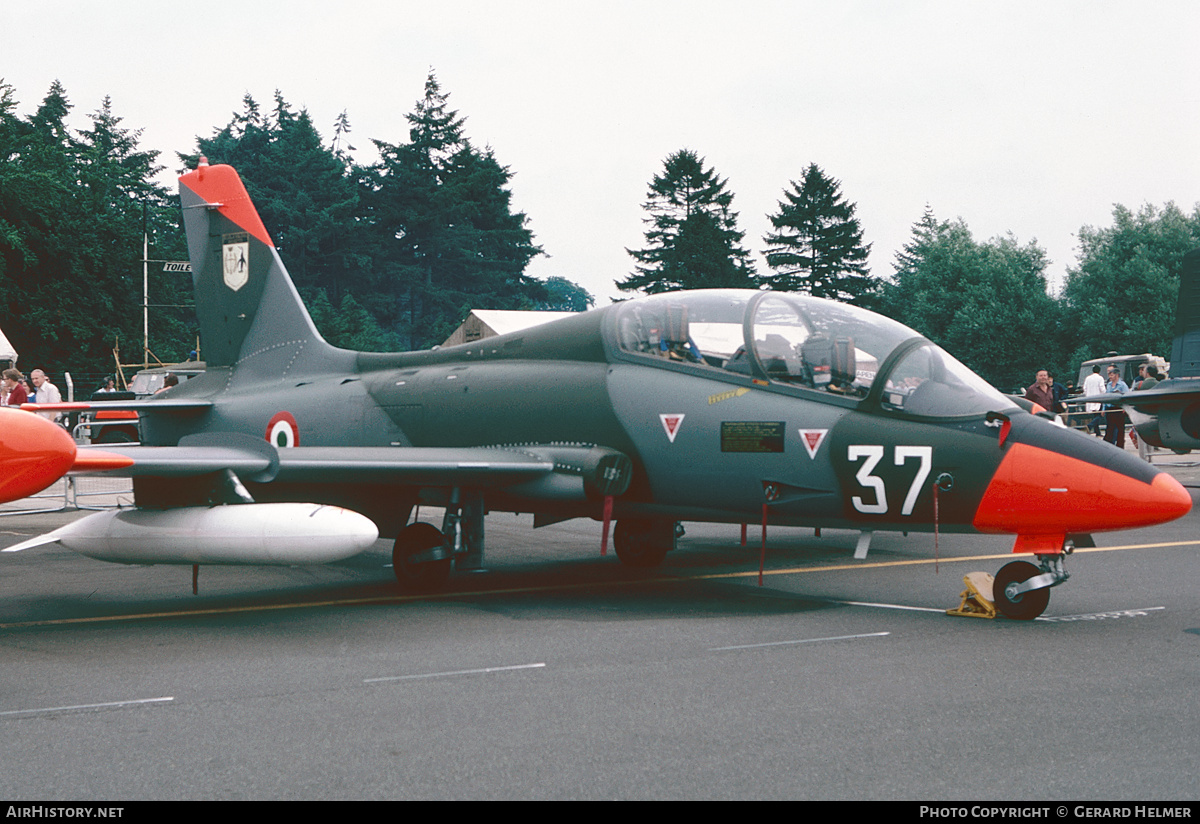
848,445,932,516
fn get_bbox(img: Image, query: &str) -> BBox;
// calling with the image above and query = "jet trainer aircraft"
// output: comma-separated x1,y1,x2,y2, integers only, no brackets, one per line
8,161,1193,620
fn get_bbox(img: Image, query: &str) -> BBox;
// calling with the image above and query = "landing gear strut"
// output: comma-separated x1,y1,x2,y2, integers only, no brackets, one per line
993,551,1071,620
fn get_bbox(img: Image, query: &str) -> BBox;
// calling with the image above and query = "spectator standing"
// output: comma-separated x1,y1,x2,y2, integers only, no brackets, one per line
1103,365,1130,448
29,368,63,423
1139,365,1160,391
2,368,27,407
1083,365,1106,435
1024,369,1056,413
1049,372,1068,414
1134,365,1162,460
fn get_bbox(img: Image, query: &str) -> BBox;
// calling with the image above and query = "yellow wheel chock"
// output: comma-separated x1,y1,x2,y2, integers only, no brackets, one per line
946,571,997,618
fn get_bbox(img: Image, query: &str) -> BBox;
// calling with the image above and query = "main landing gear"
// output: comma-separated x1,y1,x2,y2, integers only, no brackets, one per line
392,504,681,589
392,490,484,592
612,518,677,568
993,549,1071,620
392,522,453,592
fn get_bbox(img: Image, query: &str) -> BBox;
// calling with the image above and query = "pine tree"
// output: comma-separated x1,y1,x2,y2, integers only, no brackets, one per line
0,80,35,287
619,149,757,294
763,164,875,305
302,287,399,352
75,96,180,365
194,92,364,298
367,71,544,348
2,82,83,373
331,110,354,161
404,71,467,178
0,82,190,379
191,75,544,352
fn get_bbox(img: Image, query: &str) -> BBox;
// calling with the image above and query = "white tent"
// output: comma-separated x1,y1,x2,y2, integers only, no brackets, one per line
0,324,16,365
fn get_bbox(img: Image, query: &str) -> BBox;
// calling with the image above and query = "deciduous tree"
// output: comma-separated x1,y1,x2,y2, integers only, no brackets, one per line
536,276,595,311
1060,202,1200,367
883,209,1060,390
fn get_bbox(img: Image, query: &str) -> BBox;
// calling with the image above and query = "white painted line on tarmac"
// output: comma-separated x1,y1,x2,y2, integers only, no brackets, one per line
835,600,948,613
364,662,546,683
0,696,174,718
710,631,890,651
1037,606,1165,622
840,600,1166,622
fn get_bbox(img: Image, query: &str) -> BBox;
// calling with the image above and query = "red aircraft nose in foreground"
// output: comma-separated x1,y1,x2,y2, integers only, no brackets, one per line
0,408,133,503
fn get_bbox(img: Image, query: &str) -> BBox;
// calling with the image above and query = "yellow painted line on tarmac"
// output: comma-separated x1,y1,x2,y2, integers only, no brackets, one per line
0,578,675,629
689,538,1200,582
1072,539,1200,553
3,538,1198,630
0,591,452,630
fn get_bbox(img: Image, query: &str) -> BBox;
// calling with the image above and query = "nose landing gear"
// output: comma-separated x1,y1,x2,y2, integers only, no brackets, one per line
993,549,1071,620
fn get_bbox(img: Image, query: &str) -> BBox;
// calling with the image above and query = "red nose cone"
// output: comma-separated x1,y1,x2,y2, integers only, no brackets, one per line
973,443,1192,534
0,409,77,503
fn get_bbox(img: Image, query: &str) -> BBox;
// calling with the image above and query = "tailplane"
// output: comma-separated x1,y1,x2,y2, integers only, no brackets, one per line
1169,248,1200,378
179,161,347,381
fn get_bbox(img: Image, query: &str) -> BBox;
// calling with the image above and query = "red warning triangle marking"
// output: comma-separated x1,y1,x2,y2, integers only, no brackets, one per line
660,414,685,443
799,428,827,459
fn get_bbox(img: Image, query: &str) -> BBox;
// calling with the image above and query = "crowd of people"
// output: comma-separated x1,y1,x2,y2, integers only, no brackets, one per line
1024,362,1163,450
1,367,63,420
2,368,174,417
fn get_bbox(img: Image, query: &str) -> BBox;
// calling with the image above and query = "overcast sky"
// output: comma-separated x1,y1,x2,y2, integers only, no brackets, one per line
3,0,1197,305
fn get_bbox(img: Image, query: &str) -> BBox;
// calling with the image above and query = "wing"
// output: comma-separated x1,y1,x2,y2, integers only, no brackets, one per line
72,432,633,499
2,434,634,558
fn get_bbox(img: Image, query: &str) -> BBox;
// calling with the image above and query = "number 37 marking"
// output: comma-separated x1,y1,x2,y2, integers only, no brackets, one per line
847,445,932,516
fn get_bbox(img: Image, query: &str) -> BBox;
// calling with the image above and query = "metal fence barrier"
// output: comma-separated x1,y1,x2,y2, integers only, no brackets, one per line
70,475,135,510
0,477,71,517
0,475,134,518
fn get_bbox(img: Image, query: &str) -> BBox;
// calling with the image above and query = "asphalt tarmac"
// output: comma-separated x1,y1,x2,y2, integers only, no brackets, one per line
2,455,1199,801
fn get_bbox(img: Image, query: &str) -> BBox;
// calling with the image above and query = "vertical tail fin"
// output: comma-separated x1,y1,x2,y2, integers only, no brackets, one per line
1170,248,1200,378
178,161,348,380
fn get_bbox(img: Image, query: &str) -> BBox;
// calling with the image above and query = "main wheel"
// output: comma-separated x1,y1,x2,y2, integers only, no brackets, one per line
393,522,452,592
613,519,675,568
993,560,1050,620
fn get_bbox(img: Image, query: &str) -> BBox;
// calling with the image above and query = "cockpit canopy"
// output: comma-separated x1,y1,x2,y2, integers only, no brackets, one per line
612,290,1017,418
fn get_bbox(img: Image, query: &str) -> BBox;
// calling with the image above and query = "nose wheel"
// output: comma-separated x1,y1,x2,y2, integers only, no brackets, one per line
993,553,1070,620
993,561,1050,620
